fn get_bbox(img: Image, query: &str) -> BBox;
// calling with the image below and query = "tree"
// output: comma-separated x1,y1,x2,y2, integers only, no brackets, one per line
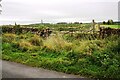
103,21,106,24
107,19,113,25
74,22,79,24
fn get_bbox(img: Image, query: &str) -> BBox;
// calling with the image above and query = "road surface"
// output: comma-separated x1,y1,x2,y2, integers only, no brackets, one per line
0,60,82,78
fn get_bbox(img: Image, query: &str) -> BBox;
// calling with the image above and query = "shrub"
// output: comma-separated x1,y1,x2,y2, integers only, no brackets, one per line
3,33,17,43
2,43,13,55
2,43,12,50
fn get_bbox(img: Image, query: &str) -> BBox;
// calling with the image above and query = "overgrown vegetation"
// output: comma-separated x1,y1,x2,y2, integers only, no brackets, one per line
1,23,120,78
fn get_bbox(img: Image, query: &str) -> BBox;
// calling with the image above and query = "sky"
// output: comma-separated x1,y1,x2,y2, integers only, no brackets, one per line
0,0,119,25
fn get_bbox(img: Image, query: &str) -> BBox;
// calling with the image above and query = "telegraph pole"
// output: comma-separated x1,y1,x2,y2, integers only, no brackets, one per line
15,22,17,26
41,20,43,24
92,19,95,34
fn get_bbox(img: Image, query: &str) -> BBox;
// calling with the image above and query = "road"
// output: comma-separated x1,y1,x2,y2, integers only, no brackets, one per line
0,60,82,78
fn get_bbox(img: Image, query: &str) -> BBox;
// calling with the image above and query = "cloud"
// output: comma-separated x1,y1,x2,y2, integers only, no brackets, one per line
0,0,119,25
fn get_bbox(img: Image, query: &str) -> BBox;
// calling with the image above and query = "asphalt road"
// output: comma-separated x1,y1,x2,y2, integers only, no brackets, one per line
0,60,82,78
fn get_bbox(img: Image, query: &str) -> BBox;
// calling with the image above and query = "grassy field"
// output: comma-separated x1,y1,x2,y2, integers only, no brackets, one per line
100,25,120,29
1,23,120,78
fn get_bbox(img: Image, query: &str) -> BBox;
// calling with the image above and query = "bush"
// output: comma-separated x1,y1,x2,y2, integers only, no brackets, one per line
29,34,43,46
2,43,12,50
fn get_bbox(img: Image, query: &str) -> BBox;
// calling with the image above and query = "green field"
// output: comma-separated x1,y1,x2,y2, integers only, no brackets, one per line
100,25,120,29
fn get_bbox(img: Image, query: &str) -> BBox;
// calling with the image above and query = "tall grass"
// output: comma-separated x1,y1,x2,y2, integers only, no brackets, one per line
29,34,43,46
43,34,73,52
18,40,33,51
3,33,17,43
2,32,120,78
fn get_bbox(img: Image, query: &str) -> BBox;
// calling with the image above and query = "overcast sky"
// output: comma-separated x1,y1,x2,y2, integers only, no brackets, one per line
0,0,119,25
